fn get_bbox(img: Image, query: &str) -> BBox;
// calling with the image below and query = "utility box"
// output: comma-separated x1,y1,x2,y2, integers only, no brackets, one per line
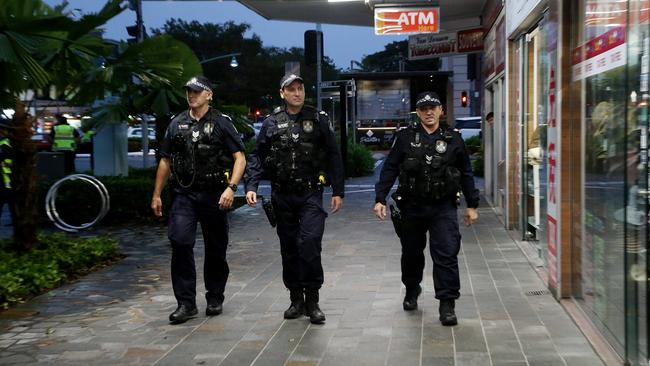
37,152,66,180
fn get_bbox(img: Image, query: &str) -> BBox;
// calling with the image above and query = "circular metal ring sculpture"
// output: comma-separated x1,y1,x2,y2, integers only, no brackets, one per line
45,174,110,232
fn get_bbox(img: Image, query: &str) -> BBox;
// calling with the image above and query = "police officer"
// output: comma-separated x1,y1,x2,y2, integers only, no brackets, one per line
244,74,345,324
151,75,246,324
374,91,479,326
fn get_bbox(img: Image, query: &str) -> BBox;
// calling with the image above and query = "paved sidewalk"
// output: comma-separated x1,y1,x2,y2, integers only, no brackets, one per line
0,179,603,366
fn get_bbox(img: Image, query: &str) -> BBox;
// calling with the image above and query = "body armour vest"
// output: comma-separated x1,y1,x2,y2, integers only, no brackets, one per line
264,106,327,188
397,127,461,203
170,110,233,191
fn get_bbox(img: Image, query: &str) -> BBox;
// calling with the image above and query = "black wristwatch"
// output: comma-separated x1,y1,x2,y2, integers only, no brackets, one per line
228,183,238,192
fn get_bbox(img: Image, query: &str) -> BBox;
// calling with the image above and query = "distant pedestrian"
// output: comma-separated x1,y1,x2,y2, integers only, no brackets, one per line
0,123,14,225
51,114,80,174
486,112,494,128
374,91,479,326
151,75,246,324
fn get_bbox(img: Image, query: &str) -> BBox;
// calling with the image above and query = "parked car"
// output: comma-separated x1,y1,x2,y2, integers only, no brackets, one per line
127,126,156,139
453,116,482,140
31,133,52,151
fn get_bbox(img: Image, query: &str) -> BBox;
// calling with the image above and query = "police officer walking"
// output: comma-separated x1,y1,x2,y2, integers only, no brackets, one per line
151,75,246,324
244,74,345,324
374,91,479,326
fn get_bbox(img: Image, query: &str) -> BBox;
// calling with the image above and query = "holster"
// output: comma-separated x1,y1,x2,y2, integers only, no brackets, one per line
389,204,403,238
262,197,277,228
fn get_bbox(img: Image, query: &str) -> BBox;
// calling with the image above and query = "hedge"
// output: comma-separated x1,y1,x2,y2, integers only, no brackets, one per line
0,233,121,308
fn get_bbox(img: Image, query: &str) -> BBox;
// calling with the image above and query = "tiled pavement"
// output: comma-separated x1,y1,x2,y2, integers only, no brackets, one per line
0,177,604,365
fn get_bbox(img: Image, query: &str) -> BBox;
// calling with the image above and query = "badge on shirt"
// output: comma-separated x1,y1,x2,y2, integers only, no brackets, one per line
291,132,300,142
302,120,314,133
425,155,433,165
203,122,214,136
179,122,189,130
192,130,200,143
435,140,447,153
277,122,289,129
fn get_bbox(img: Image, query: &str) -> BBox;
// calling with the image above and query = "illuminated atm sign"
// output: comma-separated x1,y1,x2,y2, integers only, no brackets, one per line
375,7,440,35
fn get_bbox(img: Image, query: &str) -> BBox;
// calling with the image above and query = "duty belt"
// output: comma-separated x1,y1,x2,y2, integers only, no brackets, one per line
272,178,322,194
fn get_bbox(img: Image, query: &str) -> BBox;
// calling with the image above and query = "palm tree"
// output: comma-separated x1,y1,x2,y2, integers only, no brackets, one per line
0,0,125,251
0,0,202,250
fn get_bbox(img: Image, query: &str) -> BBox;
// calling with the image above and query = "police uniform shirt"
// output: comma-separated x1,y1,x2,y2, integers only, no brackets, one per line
245,106,345,197
375,123,479,208
160,108,244,161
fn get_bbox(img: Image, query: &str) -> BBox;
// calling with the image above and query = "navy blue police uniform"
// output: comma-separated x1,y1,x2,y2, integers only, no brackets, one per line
245,100,344,322
375,91,479,324
159,107,245,313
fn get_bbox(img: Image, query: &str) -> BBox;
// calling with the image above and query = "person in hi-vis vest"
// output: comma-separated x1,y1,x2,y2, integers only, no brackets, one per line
51,114,80,174
0,125,14,225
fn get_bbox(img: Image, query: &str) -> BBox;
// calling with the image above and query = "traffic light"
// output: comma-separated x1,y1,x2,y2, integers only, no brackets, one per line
304,30,324,66
461,91,468,107
255,109,261,117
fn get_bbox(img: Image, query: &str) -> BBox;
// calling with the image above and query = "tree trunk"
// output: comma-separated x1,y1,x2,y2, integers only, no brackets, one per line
11,99,39,251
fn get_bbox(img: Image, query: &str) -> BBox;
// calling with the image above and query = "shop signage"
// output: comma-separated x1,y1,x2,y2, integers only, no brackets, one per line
357,127,396,145
375,7,440,35
408,28,483,60
572,26,626,81
484,15,506,82
547,66,559,290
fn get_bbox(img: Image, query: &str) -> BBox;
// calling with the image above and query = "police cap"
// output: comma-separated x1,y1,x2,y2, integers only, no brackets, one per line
415,91,442,108
184,75,212,92
280,74,304,89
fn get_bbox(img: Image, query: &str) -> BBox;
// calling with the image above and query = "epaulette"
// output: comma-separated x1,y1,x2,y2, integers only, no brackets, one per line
221,113,232,121
319,110,328,116
272,106,283,114
301,105,316,114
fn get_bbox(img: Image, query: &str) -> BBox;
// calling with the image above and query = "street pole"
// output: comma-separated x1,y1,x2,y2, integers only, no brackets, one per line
134,0,149,168
316,23,322,111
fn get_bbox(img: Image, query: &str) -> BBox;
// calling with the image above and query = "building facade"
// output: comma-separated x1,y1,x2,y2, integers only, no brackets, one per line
483,0,650,363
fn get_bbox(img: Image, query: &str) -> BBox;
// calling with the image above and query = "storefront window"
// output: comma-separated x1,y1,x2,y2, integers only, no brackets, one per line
571,0,628,355
624,1,650,363
521,16,549,262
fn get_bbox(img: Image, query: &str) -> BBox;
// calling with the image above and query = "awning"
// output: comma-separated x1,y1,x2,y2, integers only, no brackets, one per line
237,0,486,31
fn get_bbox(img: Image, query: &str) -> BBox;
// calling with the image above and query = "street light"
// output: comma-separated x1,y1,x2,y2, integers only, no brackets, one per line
200,52,241,66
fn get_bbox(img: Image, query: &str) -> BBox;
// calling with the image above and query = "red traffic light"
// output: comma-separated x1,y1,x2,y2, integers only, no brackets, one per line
255,109,261,116
460,91,468,107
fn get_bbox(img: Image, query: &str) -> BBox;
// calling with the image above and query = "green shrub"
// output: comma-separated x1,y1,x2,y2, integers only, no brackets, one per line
38,167,250,226
0,233,120,308
472,150,484,177
346,142,374,177
464,135,482,155
38,168,169,226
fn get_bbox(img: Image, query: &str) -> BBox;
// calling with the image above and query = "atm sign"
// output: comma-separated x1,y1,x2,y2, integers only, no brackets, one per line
375,7,440,35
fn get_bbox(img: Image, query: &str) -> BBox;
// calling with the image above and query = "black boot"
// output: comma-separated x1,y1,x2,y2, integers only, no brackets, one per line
283,288,305,319
403,285,422,311
304,288,325,324
169,304,198,324
439,299,457,326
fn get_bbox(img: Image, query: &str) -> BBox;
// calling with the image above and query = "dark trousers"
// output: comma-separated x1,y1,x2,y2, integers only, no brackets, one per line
63,150,76,174
399,202,461,300
0,187,13,224
272,190,327,290
168,190,229,307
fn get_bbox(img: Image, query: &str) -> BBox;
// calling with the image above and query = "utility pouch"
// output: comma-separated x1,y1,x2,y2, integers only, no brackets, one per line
262,196,277,228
